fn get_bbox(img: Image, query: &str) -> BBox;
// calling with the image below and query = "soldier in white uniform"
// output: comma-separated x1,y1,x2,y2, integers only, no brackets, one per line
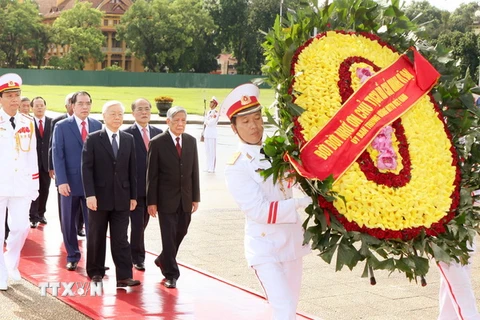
437,243,480,320
436,189,480,320
0,73,39,291
223,83,311,320
203,96,219,173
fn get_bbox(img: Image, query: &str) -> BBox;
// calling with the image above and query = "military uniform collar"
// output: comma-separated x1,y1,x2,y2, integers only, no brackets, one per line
239,142,262,161
0,108,15,122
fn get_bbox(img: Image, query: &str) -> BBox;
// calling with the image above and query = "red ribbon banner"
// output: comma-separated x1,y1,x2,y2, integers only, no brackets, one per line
287,49,440,182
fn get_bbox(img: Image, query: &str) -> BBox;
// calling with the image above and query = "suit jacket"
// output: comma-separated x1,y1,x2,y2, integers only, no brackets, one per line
48,113,68,172
34,116,52,173
123,124,162,197
147,130,200,213
52,116,102,197
82,130,137,211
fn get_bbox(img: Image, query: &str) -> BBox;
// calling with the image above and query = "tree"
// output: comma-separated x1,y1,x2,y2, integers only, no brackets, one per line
403,0,447,41
29,24,53,69
118,0,216,72
212,0,249,73
51,1,104,70
212,0,301,74
449,2,480,33
438,31,480,81
165,0,218,72
0,0,43,68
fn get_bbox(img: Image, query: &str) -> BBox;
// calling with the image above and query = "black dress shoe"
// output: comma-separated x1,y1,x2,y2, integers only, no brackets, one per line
77,229,86,237
39,217,47,225
91,275,103,283
66,261,78,271
116,278,141,287
164,278,176,289
30,221,39,228
133,263,145,271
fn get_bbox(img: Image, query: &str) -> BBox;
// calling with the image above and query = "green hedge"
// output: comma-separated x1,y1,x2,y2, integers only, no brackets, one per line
0,68,270,89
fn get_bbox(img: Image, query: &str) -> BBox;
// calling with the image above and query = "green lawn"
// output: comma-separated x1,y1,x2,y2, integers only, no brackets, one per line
21,85,276,115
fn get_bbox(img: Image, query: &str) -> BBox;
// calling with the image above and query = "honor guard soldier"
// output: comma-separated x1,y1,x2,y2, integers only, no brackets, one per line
203,96,219,173
223,83,311,320
0,73,39,290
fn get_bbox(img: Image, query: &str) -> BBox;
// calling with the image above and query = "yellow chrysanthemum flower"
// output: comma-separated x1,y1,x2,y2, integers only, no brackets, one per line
293,32,456,231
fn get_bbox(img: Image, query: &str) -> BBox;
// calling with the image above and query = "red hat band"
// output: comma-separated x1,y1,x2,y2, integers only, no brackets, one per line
227,95,260,119
0,80,20,93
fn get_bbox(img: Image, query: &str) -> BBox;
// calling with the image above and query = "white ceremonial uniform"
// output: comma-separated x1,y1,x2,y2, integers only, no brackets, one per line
203,109,219,173
225,142,310,320
0,109,39,288
437,241,480,320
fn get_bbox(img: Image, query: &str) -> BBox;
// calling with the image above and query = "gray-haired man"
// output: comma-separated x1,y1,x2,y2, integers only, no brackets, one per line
146,106,200,289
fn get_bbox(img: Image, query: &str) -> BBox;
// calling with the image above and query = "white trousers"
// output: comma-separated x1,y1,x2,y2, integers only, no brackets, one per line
252,258,303,320
204,138,216,172
438,242,480,320
0,197,31,283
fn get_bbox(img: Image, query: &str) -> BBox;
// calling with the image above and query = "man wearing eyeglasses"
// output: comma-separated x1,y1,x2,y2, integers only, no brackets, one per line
52,91,102,271
123,98,162,271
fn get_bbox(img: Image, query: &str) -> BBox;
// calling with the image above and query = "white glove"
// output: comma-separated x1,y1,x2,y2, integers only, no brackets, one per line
295,197,313,209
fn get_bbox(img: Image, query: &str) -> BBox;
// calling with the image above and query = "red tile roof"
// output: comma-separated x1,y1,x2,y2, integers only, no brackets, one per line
36,0,132,19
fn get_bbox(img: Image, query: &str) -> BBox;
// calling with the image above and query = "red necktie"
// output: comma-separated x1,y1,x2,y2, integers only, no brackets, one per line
142,127,149,151
39,119,44,138
81,121,87,142
175,137,181,157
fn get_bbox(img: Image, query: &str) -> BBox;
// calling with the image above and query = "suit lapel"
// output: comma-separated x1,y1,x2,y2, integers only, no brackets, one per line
117,131,129,158
132,124,147,155
99,130,116,159
87,117,101,132
34,119,40,139
165,129,180,158
44,117,52,140
67,117,83,145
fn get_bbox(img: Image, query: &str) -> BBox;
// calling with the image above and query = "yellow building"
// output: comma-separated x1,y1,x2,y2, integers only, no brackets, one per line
37,0,144,71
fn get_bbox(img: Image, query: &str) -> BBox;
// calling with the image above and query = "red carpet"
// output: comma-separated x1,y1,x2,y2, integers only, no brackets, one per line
17,224,313,319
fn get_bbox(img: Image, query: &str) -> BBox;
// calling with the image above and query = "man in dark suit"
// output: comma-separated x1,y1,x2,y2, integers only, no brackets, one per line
147,106,200,289
123,98,162,271
29,97,52,228
52,91,102,271
49,92,85,237
82,100,140,287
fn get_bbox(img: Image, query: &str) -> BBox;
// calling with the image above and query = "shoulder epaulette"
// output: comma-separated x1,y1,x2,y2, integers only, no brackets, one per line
20,113,33,121
226,152,241,165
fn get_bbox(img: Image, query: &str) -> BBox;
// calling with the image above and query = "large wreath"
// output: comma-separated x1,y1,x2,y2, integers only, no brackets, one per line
261,1,480,282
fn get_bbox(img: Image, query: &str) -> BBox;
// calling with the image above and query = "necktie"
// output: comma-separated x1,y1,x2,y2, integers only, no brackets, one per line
175,137,181,157
142,127,149,151
112,133,118,158
39,119,44,138
9,117,15,129
81,121,87,142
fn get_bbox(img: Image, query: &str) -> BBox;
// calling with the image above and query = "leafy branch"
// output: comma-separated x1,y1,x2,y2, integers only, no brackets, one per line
260,0,480,282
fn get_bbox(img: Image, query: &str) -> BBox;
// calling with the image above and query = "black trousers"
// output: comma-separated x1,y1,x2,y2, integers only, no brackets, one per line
29,170,51,222
86,209,132,281
130,196,150,264
4,209,8,240
157,204,191,280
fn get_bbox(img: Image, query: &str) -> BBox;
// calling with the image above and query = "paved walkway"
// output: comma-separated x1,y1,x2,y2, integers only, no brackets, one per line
2,114,480,319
